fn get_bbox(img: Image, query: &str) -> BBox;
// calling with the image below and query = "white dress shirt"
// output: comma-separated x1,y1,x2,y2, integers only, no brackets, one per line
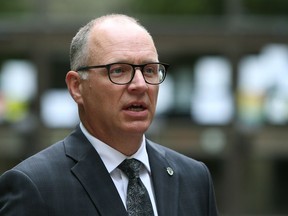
80,123,158,216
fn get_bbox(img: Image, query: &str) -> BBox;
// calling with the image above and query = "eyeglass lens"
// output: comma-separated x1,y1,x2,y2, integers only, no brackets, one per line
108,63,166,84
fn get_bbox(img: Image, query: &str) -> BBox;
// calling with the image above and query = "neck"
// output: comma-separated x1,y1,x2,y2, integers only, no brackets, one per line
107,133,143,156
81,121,144,156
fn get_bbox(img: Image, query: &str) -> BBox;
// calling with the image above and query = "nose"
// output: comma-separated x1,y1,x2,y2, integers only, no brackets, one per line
128,69,148,92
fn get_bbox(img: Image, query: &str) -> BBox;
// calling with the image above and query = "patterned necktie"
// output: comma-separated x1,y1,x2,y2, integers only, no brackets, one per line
118,159,154,216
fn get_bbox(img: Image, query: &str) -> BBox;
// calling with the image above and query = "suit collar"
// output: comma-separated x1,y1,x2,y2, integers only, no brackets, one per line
64,126,128,216
146,140,179,216
64,126,179,216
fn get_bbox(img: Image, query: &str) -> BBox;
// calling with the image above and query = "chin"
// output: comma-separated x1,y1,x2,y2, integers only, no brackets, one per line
123,122,150,134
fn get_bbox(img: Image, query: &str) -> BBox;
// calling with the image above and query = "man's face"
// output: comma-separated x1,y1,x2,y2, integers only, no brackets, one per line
77,21,159,142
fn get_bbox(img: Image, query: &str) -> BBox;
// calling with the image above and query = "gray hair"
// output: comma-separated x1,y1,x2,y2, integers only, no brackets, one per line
70,19,95,79
69,14,150,80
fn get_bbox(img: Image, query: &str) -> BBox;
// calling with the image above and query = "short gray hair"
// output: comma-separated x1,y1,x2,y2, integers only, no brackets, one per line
69,14,150,79
70,20,95,72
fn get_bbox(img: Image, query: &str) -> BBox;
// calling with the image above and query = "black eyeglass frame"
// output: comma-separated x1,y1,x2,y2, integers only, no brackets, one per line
76,62,169,85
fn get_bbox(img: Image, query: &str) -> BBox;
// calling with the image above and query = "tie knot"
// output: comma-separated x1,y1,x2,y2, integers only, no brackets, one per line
118,158,142,179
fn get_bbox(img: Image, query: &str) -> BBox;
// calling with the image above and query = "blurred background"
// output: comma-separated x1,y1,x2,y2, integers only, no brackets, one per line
0,0,288,215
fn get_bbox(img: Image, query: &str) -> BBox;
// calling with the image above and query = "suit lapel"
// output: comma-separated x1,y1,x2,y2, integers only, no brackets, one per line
64,127,127,216
146,140,179,216
63,127,179,216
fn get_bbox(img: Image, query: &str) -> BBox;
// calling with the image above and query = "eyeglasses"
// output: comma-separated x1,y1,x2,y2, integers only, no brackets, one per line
76,62,169,85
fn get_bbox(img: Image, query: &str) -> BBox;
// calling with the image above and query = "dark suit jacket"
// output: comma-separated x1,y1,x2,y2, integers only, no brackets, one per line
0,126,218,216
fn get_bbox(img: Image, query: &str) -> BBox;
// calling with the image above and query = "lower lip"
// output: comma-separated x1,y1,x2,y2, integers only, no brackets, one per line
123,109,149,119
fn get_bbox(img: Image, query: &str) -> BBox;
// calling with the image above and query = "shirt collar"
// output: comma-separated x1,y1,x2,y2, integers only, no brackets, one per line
79,123,151,174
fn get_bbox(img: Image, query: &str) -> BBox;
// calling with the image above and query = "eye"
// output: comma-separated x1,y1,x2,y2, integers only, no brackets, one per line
144,64,157,77
108,64,128,77
109,65,124,76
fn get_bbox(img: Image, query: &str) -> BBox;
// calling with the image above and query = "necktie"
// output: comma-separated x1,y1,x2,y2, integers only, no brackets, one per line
118,159,154,216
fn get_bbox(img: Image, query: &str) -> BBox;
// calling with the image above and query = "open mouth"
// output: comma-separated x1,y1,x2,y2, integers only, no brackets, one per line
127,104,146,111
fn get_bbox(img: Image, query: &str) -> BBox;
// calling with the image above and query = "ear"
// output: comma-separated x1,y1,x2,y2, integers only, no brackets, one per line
65,71,83,104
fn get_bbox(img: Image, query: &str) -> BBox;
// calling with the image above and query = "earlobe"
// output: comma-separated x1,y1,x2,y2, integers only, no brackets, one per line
65,71,83,104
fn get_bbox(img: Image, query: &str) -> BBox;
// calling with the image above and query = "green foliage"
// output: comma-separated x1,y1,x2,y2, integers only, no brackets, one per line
0,0,288,17
0,0,33,14
131,0,225,15
243,0,288,15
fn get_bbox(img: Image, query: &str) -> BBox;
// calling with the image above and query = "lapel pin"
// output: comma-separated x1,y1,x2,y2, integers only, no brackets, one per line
166,167,174,176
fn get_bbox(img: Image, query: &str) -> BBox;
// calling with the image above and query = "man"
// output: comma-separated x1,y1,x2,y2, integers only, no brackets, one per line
0,14,218,215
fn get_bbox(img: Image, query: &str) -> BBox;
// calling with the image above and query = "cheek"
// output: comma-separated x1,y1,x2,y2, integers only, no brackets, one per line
93,85,122,111
81,83,102,110
150,88,159,105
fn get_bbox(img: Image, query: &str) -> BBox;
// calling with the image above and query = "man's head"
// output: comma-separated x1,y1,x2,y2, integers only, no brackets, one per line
66,14,165,154
69,14,154,76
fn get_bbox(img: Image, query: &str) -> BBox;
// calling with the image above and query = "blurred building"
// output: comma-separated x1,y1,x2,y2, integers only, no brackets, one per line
1,0,288,215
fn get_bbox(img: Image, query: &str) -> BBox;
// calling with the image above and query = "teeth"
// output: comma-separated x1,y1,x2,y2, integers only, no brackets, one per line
128,105,144,111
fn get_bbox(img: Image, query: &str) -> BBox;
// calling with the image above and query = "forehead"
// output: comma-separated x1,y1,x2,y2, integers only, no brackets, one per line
87,19,158,63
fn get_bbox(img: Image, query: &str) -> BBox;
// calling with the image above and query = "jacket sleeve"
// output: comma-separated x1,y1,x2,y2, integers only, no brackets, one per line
200,162,219,216
0,169,48,216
